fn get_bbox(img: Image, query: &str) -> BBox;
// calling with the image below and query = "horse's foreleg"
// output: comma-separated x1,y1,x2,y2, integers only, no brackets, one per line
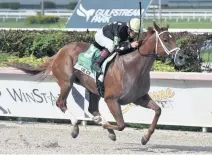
133,94,161,145
87,89,101,117
88,90,116,141
102,99,126,131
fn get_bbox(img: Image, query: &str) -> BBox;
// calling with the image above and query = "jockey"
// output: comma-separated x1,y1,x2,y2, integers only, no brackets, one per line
92,18,141,74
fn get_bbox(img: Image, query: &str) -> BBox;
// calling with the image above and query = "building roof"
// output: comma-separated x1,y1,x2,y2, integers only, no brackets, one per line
152,0,212,5
0,0,78,5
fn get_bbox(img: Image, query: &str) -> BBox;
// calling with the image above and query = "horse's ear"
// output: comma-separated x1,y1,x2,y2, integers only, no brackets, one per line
153,21,160,32
165,24,169,29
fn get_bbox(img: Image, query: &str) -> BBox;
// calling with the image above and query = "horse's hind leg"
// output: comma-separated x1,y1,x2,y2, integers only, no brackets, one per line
52,51,79,138
87,90,116,141
133,94,161,145
58,77,79,138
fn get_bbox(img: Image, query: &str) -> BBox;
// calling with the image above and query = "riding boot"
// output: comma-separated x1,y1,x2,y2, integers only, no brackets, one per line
92,49,110,74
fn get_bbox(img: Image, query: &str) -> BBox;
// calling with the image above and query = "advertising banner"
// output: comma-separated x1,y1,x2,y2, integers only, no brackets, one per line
66,0,153,28
0,74,212,128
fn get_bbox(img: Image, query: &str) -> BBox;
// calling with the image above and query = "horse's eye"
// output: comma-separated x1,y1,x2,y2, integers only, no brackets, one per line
164,39,168,43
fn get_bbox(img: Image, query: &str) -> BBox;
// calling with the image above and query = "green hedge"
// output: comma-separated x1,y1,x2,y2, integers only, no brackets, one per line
0,2,20,9
0,30,210,72
26,14,60,24
0,30,94,57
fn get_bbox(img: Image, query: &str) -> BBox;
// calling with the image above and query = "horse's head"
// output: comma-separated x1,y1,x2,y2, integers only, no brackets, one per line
142,21,185,67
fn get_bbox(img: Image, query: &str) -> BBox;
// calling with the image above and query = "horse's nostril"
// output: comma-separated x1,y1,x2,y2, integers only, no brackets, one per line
179,56,183,60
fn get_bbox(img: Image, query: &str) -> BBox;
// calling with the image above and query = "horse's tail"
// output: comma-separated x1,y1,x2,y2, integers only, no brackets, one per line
6,55,55,80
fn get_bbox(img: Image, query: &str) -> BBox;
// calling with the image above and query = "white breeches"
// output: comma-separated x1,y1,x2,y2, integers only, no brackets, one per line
94,29,115,53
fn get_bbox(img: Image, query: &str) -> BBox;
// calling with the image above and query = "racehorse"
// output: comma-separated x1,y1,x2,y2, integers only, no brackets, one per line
6,21,185,145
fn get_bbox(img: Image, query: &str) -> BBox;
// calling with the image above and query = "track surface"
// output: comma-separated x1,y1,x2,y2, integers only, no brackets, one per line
0,121,212,154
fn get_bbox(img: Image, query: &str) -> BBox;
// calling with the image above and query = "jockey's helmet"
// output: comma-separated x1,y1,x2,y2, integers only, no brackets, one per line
129,18,141,33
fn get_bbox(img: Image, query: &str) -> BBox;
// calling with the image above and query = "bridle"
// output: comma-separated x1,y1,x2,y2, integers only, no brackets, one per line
138,29,180,57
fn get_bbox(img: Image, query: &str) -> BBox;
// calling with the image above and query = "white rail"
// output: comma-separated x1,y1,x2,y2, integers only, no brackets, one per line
0,9,212,20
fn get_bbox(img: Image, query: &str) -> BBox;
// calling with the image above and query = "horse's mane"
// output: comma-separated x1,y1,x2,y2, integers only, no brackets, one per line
140,27,155,45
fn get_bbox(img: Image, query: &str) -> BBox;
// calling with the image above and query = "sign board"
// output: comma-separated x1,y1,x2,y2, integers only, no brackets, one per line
66,0,153,28
0,73,212,128
0,80,86,119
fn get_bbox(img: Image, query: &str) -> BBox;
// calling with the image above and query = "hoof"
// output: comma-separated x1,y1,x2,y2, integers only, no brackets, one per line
108,133,116,141
71,125,79,138
107,129,116,141
141,136,148,145
93,116,102,124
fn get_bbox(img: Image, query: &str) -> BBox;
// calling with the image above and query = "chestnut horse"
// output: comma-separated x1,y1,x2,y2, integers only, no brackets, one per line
7,21,185,145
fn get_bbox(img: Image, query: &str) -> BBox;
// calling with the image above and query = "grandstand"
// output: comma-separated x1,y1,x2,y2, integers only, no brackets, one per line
0,0,78,9
148,0,212,21
152,0,212,8
0,0,211,10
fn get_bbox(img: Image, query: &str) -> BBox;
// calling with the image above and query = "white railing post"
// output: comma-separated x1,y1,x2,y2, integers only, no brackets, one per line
202,127,208,133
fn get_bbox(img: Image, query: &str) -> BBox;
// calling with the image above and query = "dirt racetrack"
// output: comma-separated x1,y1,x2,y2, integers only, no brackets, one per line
0,121,212,154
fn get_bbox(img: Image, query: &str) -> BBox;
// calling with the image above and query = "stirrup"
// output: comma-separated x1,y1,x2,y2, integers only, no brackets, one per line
92,64,102,74
95,67,102,74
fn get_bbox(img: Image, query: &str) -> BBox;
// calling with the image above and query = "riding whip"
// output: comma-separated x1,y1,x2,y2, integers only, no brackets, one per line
137,1,142,41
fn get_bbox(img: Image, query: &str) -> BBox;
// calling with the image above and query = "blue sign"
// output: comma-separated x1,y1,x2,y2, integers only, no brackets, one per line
66,0,152,28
